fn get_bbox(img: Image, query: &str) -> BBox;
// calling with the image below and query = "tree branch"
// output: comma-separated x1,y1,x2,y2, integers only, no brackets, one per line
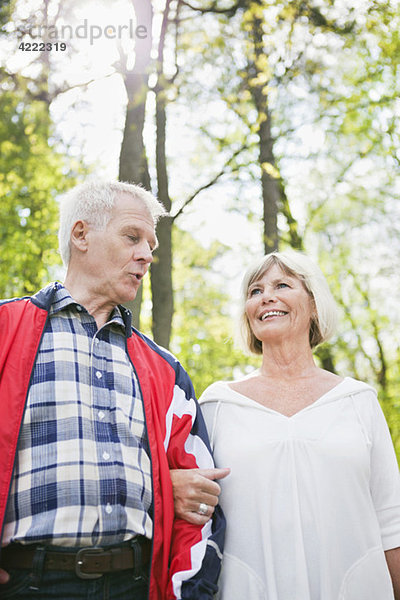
52,71,117,98
180,0,245,16
171,143,248,221
353,279,388,389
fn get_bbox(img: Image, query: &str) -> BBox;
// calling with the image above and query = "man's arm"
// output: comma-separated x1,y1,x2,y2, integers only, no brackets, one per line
170,467,230,525
386,547,400,600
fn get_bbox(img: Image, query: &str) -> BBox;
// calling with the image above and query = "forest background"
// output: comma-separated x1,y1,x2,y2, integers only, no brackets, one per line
1,0,400,457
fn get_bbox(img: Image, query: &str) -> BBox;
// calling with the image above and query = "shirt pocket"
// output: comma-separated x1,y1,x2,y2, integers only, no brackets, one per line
339,546,394,600
217,552,266,600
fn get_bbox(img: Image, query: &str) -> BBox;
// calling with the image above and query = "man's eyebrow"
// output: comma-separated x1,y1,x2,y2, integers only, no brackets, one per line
121,225,139,234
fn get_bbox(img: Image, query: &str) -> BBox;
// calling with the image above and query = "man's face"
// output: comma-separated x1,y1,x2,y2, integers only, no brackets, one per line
86,193,157,306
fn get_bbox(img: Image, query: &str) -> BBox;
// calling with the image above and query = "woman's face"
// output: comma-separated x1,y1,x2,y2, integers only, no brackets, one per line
245,264,315,347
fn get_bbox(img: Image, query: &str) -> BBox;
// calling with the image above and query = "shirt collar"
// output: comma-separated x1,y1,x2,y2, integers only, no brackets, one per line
48,282,132,337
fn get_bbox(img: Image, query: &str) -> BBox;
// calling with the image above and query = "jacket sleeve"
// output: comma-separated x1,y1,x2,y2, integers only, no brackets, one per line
165,365,226,600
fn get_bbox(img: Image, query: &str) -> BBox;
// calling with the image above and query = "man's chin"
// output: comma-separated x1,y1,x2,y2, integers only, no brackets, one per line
121,284,141,304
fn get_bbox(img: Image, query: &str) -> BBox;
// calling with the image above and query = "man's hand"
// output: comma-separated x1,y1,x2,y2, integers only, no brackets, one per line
170,467,230,525
0,568,10,584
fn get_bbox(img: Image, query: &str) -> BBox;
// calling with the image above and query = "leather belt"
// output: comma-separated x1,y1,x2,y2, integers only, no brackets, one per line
1,538,151,580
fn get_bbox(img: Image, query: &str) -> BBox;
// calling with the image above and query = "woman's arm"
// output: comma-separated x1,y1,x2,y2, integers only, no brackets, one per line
385,547,400,600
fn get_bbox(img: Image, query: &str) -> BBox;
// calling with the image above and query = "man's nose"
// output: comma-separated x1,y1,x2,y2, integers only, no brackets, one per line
136,241,154,264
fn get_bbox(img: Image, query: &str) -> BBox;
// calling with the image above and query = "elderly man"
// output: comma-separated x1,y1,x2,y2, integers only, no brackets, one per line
0,181,227,600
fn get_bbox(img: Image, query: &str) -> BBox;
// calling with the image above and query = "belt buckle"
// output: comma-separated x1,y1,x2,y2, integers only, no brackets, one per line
75,547,104,579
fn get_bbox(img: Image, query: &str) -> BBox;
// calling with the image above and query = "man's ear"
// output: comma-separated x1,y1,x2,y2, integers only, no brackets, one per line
70,220,89,253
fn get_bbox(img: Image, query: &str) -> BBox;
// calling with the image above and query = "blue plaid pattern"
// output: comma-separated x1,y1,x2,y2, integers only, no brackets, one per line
3,283,153,547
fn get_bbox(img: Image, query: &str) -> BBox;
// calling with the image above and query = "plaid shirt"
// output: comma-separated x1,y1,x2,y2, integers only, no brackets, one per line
3,283,153,547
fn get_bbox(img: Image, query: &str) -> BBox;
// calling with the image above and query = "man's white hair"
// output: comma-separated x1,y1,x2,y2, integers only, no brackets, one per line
58,181,166,266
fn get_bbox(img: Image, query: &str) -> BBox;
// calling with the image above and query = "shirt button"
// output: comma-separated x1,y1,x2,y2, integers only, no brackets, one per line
98,411,105,420
95,371,102,379
95,338,100,344
102,452,110,460
105,503,113,514
76,305,82,312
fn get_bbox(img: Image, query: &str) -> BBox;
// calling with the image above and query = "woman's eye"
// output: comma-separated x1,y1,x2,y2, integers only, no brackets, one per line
249,287,262,296
277,282,289,289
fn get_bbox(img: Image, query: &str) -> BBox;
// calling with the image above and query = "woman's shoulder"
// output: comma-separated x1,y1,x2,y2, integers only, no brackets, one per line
315,370,376,396
338,375,377,396
199,380,231,404
199,370,261,405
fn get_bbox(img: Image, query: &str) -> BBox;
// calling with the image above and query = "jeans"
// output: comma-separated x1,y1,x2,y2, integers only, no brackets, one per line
0,545,149,600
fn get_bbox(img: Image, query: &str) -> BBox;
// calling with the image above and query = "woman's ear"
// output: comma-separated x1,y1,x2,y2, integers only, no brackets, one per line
310,296,317,317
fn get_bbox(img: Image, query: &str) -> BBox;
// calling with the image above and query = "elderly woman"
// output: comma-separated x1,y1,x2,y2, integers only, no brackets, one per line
197,250,400,600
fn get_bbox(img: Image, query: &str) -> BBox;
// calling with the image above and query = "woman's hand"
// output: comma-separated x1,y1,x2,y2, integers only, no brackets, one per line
0,568,10,584
170,467,230,525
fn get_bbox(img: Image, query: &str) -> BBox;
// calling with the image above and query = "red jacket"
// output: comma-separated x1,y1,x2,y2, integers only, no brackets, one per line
0,284,225,599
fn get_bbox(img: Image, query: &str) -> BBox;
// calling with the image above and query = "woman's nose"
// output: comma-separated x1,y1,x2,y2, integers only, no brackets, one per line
261,287,276,303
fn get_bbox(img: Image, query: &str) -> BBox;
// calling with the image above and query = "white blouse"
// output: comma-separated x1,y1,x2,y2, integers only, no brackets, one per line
199,377,400,600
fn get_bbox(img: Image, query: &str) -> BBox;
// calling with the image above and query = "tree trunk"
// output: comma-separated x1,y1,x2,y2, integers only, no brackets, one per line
119,72,151,189
258,105,280,253
246,7,335,370
118,0,153,328
150,1,174,349
248,15,279,253
151,88,173,348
